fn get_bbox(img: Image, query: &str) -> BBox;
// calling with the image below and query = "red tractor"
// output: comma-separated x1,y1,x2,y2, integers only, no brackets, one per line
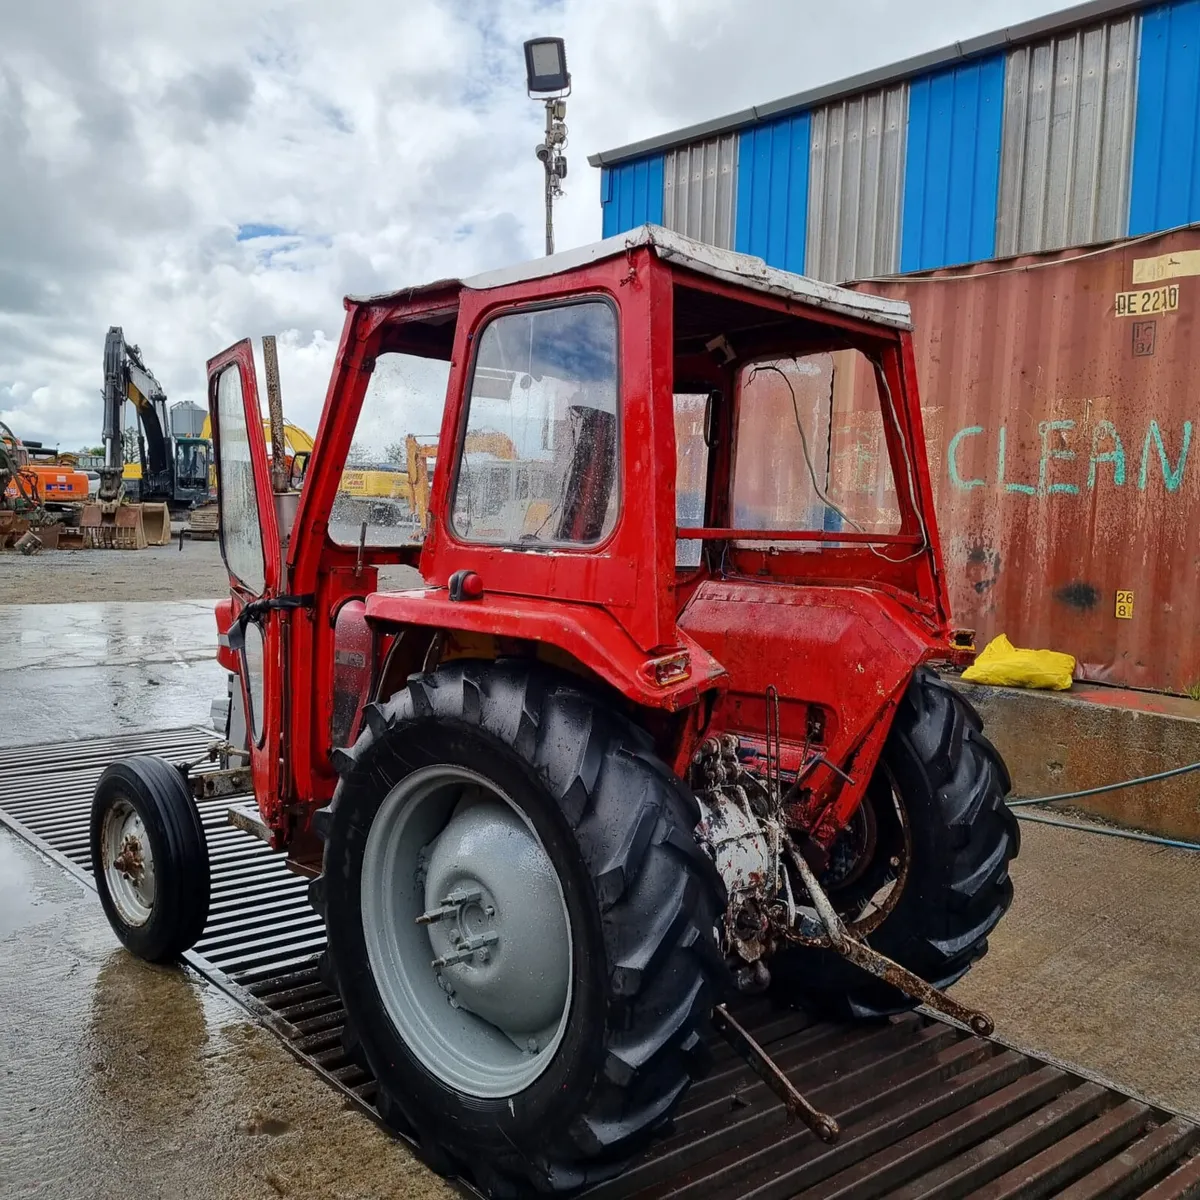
91,226,1017,1195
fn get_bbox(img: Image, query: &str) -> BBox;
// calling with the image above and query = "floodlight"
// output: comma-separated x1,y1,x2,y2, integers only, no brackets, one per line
524,38,570,95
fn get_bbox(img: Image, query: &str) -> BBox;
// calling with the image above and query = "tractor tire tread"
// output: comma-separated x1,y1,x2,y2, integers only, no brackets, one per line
312,660,727,1195
773,667,1018,1019
90,755,210,963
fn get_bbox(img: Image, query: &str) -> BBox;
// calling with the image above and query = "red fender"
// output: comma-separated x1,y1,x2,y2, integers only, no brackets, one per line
365,588,727,711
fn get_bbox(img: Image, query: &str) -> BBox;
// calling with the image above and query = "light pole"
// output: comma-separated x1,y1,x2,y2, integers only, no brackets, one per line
523,38,570,256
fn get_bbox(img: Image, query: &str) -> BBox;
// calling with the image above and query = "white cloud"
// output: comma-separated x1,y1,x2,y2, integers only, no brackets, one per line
0,0,1065,449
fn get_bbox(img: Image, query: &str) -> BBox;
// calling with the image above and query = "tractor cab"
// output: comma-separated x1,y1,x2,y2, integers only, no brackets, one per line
94,227,1015,1198
205,226,960,850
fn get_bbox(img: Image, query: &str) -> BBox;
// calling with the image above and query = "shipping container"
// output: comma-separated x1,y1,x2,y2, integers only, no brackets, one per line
843,226,1200,693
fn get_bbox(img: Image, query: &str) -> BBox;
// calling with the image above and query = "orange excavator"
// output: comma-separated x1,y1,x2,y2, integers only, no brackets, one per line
1,421,90,513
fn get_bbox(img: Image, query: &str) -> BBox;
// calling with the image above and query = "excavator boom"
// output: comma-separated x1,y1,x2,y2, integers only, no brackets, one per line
99,327,209,512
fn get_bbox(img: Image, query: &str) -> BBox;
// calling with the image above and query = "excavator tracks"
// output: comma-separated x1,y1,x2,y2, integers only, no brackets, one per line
3,728,1199,1200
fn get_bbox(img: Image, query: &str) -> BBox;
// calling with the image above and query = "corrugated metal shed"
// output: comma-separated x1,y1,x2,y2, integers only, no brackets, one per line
662,134,738,250
849,227,1200,694
589,0,1158,169
805,84,908,281
901,55,1006,272
733,113,811,275
590,2,1200,272
997,12,1139,256
1129,0,1200,234
600,156,664,239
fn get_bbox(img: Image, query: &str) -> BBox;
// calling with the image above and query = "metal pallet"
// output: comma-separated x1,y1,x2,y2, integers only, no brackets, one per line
3,729,1199,1200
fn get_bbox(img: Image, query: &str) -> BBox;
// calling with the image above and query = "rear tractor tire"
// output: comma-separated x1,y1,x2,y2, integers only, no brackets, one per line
90,755,211,963
774,667,1019,1019
311,661,727,1195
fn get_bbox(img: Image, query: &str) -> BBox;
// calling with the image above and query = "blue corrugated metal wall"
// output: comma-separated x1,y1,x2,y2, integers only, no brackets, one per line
900,55,1006,272
600,157,665,238
597,0,1200,270
733,114,811,274
1130,0,1200,235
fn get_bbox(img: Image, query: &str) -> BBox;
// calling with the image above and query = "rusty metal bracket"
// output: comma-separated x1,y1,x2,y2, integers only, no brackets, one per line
711,1004,840,1143
188,765,253,801
784,837,995,1038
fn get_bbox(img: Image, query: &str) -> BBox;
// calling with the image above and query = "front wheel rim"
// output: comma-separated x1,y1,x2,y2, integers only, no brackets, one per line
101,797,156,927
360,764,573,1099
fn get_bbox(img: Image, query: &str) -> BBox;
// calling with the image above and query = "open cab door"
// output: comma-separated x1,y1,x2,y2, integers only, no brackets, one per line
207,340,289,835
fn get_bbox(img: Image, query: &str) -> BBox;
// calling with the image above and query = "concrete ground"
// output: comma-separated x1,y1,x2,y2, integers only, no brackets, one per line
0,828,451,1200
0,543,421,747
954,818,1200,1120
0,540,421,608
0,539,231,605
0,599,226,747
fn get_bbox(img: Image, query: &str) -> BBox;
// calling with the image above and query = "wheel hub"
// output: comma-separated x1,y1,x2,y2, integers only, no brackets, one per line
101,799,156,927
419,799,570,1043
360,764,574,1097
113,835,145,880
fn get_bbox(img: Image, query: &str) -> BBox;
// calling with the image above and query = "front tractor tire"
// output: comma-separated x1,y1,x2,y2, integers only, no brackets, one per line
776,668,1019,1019
312,662,727,1196
90,755,211,963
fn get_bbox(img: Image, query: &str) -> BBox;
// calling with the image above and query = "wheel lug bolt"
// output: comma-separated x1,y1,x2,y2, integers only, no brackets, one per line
484,905,495,918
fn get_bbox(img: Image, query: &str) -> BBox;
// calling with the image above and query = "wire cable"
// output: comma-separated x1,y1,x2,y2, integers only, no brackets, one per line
1012,810,1200,853
1007,759,1200,807
1006,758,1200,853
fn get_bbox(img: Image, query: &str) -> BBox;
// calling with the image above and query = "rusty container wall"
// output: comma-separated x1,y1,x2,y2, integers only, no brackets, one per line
849,227,1200,694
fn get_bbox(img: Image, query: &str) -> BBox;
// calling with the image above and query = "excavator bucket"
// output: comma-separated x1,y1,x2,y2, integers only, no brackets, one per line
80,502,169,549
139,503,171,545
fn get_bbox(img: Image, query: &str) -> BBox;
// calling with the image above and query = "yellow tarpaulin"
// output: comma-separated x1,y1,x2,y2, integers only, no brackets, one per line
961,634,1076,691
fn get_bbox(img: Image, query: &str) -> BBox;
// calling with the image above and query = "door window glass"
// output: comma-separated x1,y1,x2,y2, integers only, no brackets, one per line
216,366,265,593
330,352,451,547
242,620,266,744
731,351,899,547
675,392,710,568
451,300,619,546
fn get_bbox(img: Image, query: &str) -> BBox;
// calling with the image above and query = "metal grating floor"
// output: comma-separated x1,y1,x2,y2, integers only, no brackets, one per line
3,729,1200,1200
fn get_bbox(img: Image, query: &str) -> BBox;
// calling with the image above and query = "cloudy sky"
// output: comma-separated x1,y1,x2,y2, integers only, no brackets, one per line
1,0,1068,450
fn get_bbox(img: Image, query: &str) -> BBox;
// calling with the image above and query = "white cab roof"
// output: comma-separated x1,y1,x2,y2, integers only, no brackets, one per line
350,225,912,331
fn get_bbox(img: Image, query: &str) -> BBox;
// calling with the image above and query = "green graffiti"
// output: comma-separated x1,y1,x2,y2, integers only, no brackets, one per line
1138,420,1192,491
947,425,985,490
948,418,1192,496
1088,420,1126,488
998,426,1035,495
1039,420,1078,495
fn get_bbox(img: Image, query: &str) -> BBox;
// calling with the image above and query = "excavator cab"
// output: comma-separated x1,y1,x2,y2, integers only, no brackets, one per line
172,437,211,502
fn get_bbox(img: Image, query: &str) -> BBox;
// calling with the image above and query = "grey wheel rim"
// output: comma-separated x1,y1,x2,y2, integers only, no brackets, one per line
361,764,573,1099
101,796,156,927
